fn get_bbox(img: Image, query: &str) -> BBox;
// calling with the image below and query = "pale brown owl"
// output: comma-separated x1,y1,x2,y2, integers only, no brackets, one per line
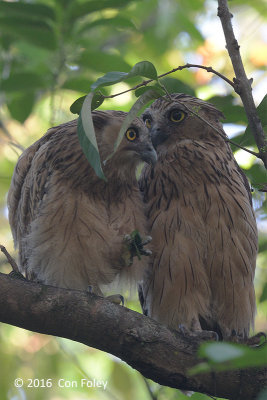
8,110,157,299
139,93,258,340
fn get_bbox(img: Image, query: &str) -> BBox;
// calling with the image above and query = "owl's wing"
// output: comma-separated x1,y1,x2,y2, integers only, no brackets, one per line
7,124,68,271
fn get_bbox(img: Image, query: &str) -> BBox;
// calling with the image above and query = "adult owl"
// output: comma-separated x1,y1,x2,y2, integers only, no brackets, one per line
139,93,258,340
8,110,157,299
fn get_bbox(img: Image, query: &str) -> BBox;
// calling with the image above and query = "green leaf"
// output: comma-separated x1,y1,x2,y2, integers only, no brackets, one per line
78,16,137,34
1,72,46,92
91,71,128,91
6,92,35,123
208,95,247,124
135,84,165,98
189,342,267,375
176,11,203,42
70,96,87,115
0,1,55,21
0,17,56,50
259,236,267,253
78,93,106,180
68,0,137,20
63,77,93,93
79,50,131,73
159,77,196,97
128,61,158,80
244,94,267,146
260,282,267,303
91,92,105,110
243,164,267,186
199,342,245,363
191,393,212,400
70,92,105,115
91,61,158,91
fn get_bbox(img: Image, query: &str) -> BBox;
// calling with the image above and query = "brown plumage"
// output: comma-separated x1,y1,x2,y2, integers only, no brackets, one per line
139,93,258,340
8,110,156,295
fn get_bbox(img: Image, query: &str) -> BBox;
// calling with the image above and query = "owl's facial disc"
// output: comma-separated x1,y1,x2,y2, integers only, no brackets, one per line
143,107,187,149
123,125,157,166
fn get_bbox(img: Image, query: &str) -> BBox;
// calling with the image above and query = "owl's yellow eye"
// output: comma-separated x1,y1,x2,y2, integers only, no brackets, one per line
125,128,137,141
170,110,185,123
144,118,152,129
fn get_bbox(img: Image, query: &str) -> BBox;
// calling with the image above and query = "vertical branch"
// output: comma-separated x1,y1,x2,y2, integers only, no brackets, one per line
217,0,267,169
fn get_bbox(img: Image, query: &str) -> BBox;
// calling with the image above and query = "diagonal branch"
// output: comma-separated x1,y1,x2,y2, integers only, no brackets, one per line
217,0,267,168
0,272,266,400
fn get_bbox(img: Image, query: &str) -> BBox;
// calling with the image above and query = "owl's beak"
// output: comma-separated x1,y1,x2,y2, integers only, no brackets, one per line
150,126,168,149
141,145,157,166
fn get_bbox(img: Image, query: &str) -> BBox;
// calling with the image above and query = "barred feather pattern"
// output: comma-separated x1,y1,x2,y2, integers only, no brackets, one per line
139,94,257,339
8,110,155,294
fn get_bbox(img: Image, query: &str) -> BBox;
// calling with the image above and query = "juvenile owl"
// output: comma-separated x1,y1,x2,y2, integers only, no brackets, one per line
139,93,257,340
8,110,157,298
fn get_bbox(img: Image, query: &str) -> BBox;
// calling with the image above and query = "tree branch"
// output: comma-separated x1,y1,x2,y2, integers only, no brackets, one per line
0,272,266,400
102,63,235,100
217,0,267,168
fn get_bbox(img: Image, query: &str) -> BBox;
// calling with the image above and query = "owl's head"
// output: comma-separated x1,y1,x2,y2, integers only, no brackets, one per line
93,110,157,173
142,93,225,151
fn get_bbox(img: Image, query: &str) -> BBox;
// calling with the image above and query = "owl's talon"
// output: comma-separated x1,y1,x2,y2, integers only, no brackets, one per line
233,332,267,347
87,286,124,306
177,324,218,341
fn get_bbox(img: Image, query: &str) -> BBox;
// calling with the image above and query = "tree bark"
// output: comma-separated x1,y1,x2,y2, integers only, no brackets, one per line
217,0,267,169
0,272,266,400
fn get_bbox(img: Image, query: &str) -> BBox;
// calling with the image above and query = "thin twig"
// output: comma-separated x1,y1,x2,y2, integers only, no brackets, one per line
99,61,260,158
217,0,267,168
102,63,235,100
0,245,19,273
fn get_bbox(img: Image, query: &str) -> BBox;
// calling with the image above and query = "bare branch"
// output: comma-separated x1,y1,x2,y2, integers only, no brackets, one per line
217,0,267,168
0,245,19,273
0,272,266,400
100,63,262,160
102,63,235,100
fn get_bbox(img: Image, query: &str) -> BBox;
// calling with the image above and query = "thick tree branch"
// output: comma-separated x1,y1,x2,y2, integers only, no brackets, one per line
0,272,266,400
217,0,267,168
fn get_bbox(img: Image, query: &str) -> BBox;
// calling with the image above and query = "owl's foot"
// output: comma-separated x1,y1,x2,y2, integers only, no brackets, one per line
122,230,152,266
229,330,266,347
87,286,124,306
178,324,219,341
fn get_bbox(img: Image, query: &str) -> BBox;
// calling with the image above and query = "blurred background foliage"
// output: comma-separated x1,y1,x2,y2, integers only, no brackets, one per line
0,0,266,399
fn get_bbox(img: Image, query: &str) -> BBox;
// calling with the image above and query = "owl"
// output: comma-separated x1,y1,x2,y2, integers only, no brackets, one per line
8,110,157,299
139,93,258,340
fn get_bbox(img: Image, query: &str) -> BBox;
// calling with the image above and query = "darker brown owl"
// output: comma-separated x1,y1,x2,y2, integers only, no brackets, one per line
139,93,257,340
